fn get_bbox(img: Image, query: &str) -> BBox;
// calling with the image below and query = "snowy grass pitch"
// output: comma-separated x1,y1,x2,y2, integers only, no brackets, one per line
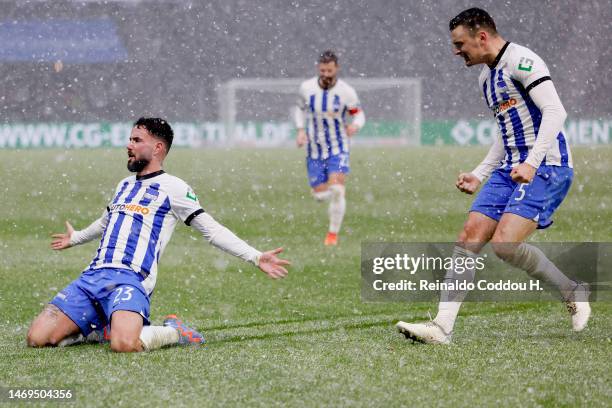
0,146,610,406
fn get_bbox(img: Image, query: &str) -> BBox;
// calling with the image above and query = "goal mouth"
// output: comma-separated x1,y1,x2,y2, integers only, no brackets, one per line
217,78,421,147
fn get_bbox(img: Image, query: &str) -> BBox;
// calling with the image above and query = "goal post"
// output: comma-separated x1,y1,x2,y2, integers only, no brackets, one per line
217,77,421,147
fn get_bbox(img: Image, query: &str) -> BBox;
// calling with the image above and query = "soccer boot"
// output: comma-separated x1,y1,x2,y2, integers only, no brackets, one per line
57,333,86,347
565,282,591,332
58,324,110,347
163,314,205,345
396,320,452,345
86,324,111,343
324,232,338,246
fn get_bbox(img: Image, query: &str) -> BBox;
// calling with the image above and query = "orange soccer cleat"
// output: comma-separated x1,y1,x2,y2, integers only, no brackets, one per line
163,314,205,345
324,232,338,246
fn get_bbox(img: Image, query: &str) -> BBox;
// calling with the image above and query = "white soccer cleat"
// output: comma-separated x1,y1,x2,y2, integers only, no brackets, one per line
565,283,591,332
566,301,591,332
396,321,452,345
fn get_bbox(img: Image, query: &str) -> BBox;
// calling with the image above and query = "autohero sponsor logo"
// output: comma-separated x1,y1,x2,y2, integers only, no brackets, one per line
109,203,150,215
491,98,518,115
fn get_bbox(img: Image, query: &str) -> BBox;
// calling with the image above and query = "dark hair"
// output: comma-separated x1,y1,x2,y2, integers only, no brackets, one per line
133,117,174,153
449,8,497,34
318,50,338,65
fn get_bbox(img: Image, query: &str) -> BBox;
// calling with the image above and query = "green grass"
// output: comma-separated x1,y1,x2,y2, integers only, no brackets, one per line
0,146,611,407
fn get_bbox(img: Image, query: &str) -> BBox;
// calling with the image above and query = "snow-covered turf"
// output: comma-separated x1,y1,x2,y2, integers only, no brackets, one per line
1,147,610,406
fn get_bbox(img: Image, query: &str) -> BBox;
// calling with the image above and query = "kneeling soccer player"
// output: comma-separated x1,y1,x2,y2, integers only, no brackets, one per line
27,117,290,352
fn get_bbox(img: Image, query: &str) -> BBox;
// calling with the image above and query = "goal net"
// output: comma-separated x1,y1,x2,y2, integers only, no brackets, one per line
217,78,421,147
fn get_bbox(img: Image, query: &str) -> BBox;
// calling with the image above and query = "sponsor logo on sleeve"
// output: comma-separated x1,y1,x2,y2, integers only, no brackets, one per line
186,190,198,202
518,57,534,72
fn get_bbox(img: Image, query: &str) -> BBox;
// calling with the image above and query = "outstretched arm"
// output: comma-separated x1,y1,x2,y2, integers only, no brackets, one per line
51,211,108,250
190,212,289,279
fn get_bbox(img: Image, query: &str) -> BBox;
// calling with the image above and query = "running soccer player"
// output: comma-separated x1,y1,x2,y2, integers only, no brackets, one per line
27,117,290,352
396,8,590,344
294,50,365,246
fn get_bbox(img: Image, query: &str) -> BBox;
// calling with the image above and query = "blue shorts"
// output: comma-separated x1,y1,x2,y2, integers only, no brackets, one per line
306,153,350,187
470,165,573,229
50,268,151,336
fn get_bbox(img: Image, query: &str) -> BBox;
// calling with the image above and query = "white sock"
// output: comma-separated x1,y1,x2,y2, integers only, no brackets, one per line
312,190,332,202
434,246,477,334
139,326,179,351
502,243,575,300
328,184,346,234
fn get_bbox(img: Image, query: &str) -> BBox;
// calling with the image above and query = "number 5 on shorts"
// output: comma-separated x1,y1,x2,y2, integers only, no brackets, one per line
515,183,527,201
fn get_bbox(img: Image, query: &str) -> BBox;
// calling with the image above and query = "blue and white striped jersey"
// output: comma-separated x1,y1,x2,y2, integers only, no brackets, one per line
87,170,203,295
296,77,362,160
479,42,572,168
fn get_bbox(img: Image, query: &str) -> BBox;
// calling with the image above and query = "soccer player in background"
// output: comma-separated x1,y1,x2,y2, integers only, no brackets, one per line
294,50,365,246
27,117,290,352
396,8,590,344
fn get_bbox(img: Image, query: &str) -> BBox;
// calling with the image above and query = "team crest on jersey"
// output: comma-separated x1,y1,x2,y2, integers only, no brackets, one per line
143,188,159,202
496,78,508,90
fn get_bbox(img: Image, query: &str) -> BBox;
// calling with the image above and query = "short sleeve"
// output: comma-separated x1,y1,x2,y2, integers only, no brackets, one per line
167,179,205,225
511,49,551,92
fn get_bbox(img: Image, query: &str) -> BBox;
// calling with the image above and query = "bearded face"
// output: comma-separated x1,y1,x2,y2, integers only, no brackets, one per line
318,61,338,89
127,156,149,173
126,126,156,173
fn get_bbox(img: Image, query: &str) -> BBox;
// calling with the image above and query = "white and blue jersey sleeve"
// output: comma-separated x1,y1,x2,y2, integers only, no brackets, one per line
166,177,205,226
510,47,551,93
